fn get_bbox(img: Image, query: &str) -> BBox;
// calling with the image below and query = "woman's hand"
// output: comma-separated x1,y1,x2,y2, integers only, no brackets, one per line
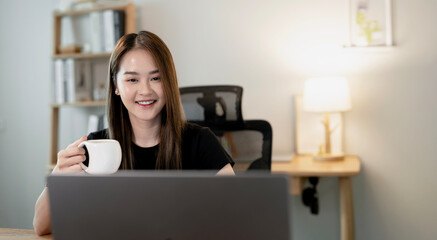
52,136,87,173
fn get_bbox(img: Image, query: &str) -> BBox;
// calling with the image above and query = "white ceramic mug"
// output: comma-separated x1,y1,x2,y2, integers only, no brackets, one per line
78,140,122,174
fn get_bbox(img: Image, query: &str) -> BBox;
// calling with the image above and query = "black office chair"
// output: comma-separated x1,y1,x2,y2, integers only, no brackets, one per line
179,85,272,171
179,85,244,129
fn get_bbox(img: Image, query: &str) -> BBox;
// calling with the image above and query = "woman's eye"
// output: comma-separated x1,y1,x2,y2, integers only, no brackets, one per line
151,77,161,81
127,79,137,82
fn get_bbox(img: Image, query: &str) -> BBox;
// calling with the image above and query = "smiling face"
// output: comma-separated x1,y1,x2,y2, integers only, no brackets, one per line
115,48,166,127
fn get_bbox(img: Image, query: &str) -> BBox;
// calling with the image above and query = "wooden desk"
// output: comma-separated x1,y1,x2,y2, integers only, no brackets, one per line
0,228,52,240
272,154,360,240
1,156,359,240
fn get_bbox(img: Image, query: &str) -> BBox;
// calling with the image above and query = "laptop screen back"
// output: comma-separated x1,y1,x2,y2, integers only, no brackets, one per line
47,171,290,240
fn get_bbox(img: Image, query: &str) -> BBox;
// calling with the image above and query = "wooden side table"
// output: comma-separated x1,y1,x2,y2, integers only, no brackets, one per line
272,154,361,240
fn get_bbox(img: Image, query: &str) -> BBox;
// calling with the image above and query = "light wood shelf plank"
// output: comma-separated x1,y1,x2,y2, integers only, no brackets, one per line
53,3,134,17
51,101,106,108
52,53,111,59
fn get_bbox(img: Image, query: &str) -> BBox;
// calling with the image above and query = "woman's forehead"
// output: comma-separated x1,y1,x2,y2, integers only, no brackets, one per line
118,49,158,73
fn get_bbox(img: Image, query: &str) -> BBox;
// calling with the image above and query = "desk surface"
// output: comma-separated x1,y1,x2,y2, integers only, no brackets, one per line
0,228,52,240
272,154,360,177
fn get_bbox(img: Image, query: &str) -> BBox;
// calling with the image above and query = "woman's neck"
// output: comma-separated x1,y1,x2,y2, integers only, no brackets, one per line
129,117,161,148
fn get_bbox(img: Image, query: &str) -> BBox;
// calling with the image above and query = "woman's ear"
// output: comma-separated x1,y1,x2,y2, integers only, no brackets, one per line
113,74,120,95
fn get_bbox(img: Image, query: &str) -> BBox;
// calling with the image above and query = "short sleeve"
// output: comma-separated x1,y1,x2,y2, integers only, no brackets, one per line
87,129,109,140
182,124,234,170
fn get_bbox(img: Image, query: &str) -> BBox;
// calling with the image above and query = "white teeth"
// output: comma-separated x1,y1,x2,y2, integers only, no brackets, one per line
137,100,155,105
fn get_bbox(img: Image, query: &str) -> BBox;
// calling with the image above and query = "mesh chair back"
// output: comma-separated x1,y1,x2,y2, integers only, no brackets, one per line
179,85,243,130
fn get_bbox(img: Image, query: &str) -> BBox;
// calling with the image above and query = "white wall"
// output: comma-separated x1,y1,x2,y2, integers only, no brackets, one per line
1,0,436,239
0,0,53,229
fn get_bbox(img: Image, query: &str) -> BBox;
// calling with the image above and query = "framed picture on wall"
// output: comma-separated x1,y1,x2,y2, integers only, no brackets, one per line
294,95,344,155
345,0,393,47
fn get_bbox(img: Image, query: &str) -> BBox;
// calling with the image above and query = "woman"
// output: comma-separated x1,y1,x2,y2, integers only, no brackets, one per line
33,31,234,235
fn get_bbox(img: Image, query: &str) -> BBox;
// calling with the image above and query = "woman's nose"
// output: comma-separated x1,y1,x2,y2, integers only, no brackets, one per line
138,80,152,95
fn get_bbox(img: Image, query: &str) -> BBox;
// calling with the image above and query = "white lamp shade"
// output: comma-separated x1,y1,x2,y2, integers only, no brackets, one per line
303,77,352,112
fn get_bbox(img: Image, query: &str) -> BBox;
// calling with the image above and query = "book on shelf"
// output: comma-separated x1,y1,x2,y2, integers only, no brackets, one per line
70,1,97,11
92,60,108,101
87,114,108,134
70,0,128,11
53,59,93,104
89,10,125,54
89,11,104,53
103,10,115,52
65,59,75,103
60,16,75,48
103,10,125,52
53,59,66,104
113,10,125,46
73,59,93,102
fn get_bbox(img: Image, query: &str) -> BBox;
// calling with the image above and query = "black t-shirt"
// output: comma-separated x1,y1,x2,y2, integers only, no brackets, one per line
86,123,234,170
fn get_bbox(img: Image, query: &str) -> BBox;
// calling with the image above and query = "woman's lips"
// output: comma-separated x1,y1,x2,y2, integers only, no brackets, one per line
136,100,156,107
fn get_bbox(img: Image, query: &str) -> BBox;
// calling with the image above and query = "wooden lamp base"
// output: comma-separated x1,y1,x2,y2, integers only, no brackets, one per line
314,112,345,161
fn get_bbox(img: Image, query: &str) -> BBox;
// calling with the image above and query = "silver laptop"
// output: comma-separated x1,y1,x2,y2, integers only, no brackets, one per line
47,171,290,240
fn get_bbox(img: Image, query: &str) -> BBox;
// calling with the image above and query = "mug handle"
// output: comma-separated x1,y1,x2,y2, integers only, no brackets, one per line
77,141,88,172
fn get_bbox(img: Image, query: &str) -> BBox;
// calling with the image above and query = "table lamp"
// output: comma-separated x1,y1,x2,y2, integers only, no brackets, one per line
303,77,351,161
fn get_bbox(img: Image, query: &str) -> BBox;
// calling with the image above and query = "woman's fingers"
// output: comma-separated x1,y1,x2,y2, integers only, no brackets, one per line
63,155,86,167
68,136,87,148
54,136,88,173
59,164,83,173
58,136,86,162
61,145,86,158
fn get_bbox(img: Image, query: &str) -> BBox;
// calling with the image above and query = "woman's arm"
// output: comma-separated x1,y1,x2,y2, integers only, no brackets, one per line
216,163,235,175
33,136,87,236
33,188,51,235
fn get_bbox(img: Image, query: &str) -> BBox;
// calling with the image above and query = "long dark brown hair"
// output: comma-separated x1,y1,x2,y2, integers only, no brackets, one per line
107,31,185,169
